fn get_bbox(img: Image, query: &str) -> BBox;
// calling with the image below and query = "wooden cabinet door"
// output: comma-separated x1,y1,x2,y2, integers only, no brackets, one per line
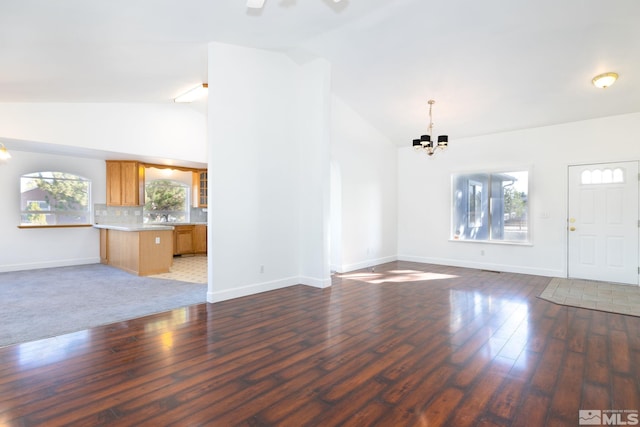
121,161,141,206
106,161,122,206
106,161,145,206
174,226,194,255
199,171,208,207
194,225,207,254
192,170,208,208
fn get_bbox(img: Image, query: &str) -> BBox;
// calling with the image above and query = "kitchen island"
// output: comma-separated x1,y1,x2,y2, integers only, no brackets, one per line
94,224,174,276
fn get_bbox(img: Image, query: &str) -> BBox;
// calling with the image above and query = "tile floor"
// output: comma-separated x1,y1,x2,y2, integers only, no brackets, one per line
539,277,640,317
151,255,207,284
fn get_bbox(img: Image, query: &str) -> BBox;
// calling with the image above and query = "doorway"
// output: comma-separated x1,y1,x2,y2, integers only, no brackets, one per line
567,161,639,285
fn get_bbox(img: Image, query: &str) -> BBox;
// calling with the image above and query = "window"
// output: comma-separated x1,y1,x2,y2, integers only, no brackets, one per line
20,172,91,226
144,179,190,223
452,170,529,243
467,180,483,228
581,168,624,185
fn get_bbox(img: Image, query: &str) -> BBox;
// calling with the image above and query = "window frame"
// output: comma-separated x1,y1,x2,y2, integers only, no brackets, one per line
19,171,92,228
450,167,532,245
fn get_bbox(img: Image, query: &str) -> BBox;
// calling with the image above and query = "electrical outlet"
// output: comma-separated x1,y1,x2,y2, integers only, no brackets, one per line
480,250,485,256
260,265,264,273
155,237,160,244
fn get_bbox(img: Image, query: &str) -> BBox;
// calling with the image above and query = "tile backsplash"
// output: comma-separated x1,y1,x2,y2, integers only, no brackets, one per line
190,207,207,223
94,204,207,224
94,204,143,225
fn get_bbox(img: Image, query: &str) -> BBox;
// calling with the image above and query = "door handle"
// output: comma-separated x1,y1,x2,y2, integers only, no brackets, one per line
569,226,576,231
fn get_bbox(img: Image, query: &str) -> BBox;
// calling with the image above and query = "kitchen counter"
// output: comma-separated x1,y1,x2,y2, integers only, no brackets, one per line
94,223,175,232
148,222,208,226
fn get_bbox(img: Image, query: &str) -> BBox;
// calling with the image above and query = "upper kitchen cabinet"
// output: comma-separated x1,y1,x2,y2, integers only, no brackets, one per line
192,170,208,208
106,161,145,206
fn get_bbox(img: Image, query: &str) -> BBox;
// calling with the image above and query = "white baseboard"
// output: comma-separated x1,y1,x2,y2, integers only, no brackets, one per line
0,257,100,273
207,274,334,303
207,276,302,303
397,255,564,278
337,255,398,274
299,276,332,289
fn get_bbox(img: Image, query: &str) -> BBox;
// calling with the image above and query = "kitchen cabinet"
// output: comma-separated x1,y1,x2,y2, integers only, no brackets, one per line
192,170,208,208
106,161,145,206
174,225,195,255
194,224,207,254
173,224,207,255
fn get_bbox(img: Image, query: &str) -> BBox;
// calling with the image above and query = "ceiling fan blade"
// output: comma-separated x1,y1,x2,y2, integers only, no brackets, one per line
247,0,265,8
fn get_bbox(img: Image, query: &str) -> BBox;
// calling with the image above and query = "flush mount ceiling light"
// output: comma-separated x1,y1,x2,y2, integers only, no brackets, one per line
411,100,449,157
174,83,208,103
592,72,618,89
0,142,11,162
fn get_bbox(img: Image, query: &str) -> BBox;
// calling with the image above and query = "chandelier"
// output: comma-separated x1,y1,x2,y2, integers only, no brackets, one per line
412,99,448,156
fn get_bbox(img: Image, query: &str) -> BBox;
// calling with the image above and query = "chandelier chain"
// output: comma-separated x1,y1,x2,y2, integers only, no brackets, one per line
428,100,434,136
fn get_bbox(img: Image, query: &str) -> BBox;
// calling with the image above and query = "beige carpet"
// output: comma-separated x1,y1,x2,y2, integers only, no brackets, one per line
151,255,207,283
539,277,640,317
0,264,207,348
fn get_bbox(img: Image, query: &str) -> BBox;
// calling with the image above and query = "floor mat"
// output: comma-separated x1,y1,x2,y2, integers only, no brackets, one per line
539,277,640,317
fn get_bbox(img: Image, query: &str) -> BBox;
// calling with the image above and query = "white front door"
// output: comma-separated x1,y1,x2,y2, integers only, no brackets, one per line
567,161,639,285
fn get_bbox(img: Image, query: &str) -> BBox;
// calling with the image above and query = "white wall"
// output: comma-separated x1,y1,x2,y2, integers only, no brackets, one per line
398,112,640,277
331,95,398,272
206,42,332,302
296,59,332,287
0,103,207,163
0,150,106,271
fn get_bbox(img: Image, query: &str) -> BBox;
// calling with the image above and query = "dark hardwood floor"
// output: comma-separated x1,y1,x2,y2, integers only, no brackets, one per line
1,261,639,426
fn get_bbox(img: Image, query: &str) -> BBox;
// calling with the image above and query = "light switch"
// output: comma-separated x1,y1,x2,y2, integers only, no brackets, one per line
155,237,160,244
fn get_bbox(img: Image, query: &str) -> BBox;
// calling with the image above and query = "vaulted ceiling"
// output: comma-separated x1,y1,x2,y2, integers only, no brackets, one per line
1,0,638,145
